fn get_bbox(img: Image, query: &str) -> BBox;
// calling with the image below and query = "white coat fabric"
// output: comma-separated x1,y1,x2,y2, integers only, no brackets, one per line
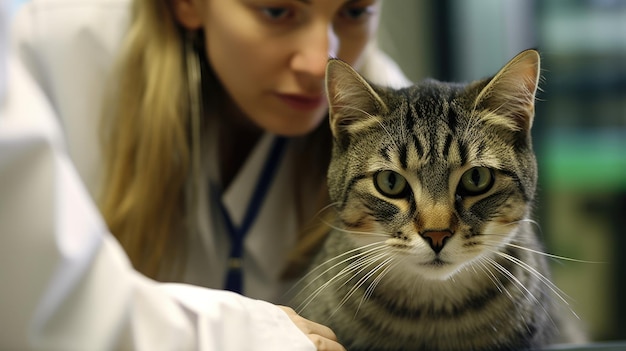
4,0,411,349
0,36,316,351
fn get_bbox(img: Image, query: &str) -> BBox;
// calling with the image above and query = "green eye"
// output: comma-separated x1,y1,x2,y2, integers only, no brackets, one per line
374,170,408,198
458,167,494,196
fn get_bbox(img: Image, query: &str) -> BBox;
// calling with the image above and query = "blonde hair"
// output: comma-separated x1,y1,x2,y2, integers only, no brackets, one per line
100,0,333,279
100,0,189,278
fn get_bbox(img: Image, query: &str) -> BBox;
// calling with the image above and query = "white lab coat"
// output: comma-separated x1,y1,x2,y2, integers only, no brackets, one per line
0,36,316,351
3,0,410,349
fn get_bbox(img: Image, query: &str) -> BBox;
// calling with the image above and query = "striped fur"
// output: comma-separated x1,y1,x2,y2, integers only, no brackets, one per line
290,50,571,350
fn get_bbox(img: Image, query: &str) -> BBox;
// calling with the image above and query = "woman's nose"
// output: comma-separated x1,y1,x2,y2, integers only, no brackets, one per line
291,23,338,79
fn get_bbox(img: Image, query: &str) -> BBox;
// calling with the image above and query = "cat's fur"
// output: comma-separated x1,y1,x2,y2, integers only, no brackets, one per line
291,50,572,351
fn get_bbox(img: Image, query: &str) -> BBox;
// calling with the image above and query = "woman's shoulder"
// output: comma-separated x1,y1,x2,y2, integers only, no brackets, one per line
12,0,131,49
11,0,133,198
11,0,131,96
17,0,130,12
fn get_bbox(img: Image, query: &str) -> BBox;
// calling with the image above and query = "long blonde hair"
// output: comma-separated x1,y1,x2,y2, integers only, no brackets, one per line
100,0,190,278
100,0,333,279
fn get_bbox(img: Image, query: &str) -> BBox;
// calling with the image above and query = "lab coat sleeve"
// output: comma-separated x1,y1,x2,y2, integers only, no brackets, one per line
0,53,315,351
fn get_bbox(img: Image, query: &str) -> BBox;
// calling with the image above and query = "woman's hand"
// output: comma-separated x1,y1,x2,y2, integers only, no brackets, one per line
279,306,347,351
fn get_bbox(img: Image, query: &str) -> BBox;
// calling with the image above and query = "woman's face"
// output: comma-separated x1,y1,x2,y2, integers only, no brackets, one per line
175,0,381,136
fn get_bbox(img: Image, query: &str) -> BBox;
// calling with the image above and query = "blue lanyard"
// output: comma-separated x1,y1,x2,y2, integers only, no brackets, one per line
218,136,287,294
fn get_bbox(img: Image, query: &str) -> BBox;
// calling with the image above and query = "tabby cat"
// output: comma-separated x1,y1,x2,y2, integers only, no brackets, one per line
291,50,574,351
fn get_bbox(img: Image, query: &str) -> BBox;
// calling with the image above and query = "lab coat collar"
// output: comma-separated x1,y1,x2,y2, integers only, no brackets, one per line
220,133,278,228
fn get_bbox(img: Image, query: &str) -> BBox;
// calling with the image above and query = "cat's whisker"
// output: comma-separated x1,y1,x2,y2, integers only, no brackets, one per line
483,256,539,307
515,218,541,229
492,250,576,314
294,245,389,313
488,218,544,236
484,243,565,297
502,242,604,265
331,253,394,319
296,266,357,314
287,242,386,299
312,201,389,239
315,207,390,238
363,255,399,301
483,255,557,331
473,258,510,298
337,251,390,294
313,201,341,218
298,253,388,316
323,222,390,238
292,241,384,286
488,247,582,330
489,251,582,336
481,256,536,333
477,256,543,336
482,240,605,264
357,256,401,317
353,255,398,319
478,234,506,239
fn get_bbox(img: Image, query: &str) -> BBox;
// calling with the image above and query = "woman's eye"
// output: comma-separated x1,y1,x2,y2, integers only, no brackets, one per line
339,6,371,20
457,167,494,196
374,170,408,198
260,7,293,21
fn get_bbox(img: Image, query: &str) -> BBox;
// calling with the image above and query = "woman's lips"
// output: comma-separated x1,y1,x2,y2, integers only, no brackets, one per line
276,93,326,111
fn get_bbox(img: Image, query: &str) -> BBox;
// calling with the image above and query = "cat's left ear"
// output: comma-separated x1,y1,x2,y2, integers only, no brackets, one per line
325,59,388,142
473,49,541,132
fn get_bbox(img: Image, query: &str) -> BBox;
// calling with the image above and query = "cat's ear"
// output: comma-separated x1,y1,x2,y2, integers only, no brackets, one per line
473,49,541,132
325,59,388,141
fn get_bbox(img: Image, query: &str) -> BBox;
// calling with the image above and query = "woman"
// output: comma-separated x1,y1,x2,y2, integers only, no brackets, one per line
8,0,409,349
1,51,340,350
100,0,410,300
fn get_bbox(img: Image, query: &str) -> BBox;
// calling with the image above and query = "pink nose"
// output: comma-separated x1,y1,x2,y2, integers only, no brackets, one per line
420,230,453,254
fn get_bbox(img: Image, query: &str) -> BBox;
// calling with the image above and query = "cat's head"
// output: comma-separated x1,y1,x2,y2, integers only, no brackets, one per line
325,49,541,280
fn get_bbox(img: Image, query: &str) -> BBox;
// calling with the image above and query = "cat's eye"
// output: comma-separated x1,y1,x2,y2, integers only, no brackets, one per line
457,167,494,196
374,170,408,198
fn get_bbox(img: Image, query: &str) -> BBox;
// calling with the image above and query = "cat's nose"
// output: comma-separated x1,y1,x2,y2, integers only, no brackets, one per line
420,230,453,254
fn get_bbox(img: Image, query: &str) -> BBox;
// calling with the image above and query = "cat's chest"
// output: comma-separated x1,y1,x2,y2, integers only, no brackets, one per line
300,239,544,350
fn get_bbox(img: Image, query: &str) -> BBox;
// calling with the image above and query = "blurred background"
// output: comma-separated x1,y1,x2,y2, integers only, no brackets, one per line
378,0,626,343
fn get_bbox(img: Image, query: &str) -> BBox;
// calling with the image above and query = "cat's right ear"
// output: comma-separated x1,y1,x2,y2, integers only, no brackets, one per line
325,59,388,143
472,49,541,133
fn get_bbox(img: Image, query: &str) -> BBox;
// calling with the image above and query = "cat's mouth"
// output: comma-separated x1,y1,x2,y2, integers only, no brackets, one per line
391,245,452,268
423,258,447,267
411,257,464,280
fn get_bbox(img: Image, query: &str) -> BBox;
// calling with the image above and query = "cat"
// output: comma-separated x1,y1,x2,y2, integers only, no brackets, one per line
290,50,576,351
